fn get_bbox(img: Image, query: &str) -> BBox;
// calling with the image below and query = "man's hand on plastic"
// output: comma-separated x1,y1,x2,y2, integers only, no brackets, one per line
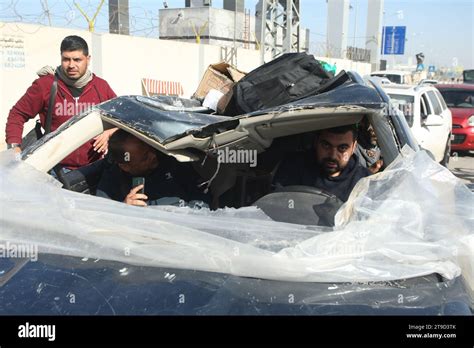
124,185,148,207
369,159,383,174
93,128,118,154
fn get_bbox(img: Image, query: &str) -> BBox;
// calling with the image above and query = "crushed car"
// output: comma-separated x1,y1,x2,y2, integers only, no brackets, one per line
0,61,473,315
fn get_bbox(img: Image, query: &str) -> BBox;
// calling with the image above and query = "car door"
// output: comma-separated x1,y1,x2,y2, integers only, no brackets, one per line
416,90,449,162
434,88,453,135
408,92,428,153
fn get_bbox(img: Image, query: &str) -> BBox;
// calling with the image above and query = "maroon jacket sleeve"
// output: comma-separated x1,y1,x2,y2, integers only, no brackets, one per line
5,78,45,144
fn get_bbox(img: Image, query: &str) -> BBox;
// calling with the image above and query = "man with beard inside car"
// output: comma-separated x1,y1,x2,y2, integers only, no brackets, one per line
273,124,371,202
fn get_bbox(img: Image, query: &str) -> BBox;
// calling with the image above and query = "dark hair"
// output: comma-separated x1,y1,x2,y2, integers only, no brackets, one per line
108,130,134,164
108,129,166,164
60,35,89,56
319,124,358,141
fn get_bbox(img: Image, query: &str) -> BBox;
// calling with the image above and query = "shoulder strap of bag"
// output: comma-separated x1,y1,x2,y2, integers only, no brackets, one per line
43,74,69,185
44,73,58,135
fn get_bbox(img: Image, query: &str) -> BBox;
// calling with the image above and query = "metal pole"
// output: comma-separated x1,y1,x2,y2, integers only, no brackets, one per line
283,0,292,54
260,0,266,64
353,1,357,51
234,2,237,50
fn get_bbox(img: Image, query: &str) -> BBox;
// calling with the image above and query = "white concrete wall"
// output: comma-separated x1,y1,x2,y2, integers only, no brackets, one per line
0,22,261,149
160,8,258,49
160,8,210,39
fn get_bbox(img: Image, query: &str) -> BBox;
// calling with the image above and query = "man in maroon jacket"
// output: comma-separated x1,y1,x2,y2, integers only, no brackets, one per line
5,35,117,169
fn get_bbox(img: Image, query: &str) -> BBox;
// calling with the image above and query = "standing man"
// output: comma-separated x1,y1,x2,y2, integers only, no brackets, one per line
274,125,371,202
5,35,117,169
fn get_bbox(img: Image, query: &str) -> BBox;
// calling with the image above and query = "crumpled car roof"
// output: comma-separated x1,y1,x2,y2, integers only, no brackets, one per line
96,75,387,144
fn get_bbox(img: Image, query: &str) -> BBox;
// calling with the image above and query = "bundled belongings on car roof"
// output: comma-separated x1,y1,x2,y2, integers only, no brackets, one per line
193,53,347,116
192,62,246,112
222,52,340,116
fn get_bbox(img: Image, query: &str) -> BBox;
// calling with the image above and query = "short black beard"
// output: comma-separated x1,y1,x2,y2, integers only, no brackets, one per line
320,158,341,176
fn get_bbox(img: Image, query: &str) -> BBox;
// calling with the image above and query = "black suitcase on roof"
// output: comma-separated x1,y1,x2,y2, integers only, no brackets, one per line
224,52,335,115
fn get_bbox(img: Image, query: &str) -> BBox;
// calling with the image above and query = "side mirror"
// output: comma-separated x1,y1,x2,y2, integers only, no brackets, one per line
423,114,443,126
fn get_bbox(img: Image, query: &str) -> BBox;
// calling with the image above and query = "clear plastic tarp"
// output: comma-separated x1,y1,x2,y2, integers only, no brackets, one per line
0,147,472,286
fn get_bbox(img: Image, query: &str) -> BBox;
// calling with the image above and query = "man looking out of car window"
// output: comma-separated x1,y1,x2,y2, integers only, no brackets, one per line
96,130,207,207
274,125,371,202
5,35,117,169
354,118,383,174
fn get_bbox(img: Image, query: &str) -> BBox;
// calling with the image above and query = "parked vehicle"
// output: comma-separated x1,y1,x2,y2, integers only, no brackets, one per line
364,75,392,86
382,83,452,166
463,69,474,84
370,70,414,85
435,83,474,154
0,71,472,315
419,79,439,85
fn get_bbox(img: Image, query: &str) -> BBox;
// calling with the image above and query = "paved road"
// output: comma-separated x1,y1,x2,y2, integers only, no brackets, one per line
449,151,474,187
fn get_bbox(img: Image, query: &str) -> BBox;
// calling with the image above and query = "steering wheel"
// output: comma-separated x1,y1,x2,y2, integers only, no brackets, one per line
275,185,339,200
253,185,343,226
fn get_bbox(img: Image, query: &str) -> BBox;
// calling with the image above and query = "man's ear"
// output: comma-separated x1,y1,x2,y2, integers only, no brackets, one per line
86,55,91,66
351,140,358,153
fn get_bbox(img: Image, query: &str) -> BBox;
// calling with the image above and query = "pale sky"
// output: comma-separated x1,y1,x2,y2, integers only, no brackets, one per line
1,0,473,68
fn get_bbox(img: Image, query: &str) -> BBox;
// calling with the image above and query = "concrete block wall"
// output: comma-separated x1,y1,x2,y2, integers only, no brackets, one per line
315,56,372,76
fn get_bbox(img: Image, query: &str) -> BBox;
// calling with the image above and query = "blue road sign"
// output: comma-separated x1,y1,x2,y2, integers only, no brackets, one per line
428,65,436,73
381,26,406,55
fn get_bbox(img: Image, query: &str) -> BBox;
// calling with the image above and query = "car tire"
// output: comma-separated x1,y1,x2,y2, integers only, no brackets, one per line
440,138,451,167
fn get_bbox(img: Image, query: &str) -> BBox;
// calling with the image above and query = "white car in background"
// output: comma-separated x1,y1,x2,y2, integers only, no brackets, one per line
370,70,414,85
364,75,393,86
383,83,452,166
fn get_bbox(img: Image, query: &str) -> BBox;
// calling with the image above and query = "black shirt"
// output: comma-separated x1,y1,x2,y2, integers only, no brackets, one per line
273,152,371,202
68,86,84,98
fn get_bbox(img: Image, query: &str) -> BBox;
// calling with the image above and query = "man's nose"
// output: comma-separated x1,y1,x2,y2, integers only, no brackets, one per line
329,146,338,157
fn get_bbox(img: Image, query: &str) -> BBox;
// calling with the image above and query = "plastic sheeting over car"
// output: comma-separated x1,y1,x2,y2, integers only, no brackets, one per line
0,147,472,286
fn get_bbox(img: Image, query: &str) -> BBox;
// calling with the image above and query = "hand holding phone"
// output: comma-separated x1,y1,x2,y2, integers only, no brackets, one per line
125,177,147,206
132,177,145,194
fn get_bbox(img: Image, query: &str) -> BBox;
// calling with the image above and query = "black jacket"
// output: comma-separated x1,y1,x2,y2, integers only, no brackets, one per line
96,158,208,205
273,152,371,202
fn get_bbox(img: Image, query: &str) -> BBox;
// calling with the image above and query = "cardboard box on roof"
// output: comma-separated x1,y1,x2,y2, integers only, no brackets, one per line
193,62,246,99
